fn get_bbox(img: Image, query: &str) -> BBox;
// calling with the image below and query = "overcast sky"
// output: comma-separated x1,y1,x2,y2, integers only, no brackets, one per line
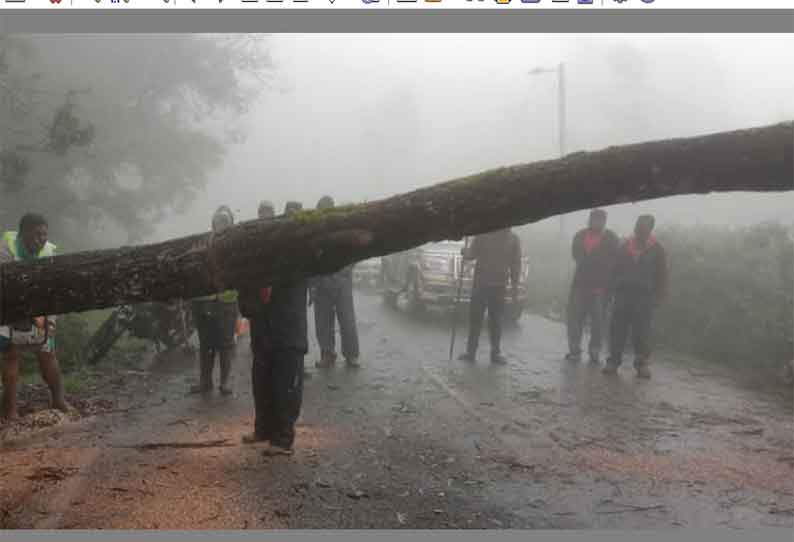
150,33,794,243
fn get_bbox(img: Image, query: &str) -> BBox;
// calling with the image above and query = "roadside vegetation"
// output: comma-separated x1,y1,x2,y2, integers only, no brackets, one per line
519,221,794,379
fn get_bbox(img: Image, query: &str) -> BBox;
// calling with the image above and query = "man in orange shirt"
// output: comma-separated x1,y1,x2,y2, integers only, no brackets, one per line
603,215,669,379
565,209,620,364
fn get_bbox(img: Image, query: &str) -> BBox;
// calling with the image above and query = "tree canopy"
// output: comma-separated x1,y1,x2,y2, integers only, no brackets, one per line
0,35,275,251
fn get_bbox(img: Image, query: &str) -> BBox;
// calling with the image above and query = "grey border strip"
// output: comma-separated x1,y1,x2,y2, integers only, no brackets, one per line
0,10,793,33
2,530,794,540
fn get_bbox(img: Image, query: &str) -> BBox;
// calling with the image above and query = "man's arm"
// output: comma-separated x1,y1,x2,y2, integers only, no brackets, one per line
607,240,626,298
655,245,669,305
509,235,522,291
462,236,479,260
571,230,585,262
604,230,621,275
237,285,260,319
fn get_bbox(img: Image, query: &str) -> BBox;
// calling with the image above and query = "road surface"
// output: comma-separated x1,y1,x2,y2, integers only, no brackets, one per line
1,292,792,529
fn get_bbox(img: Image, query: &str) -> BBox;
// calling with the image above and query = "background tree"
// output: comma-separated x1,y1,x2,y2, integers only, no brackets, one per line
0,35,276,251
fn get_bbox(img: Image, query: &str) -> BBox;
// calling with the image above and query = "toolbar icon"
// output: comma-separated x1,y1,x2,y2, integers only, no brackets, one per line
578,0,592,3
521,0,540,3
50,0,62,4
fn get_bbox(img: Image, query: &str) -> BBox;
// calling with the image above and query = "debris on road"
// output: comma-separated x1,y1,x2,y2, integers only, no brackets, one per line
26,466,77,482
114,439,233,451
347,490,368,500
597,503,667,514
731,428,764,436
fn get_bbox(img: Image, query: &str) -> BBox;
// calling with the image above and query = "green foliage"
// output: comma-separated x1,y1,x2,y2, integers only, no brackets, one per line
54,313,91,372
520,221,794,369
653,222,793,369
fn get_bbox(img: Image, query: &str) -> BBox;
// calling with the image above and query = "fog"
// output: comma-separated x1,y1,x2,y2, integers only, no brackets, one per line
151,34,794,244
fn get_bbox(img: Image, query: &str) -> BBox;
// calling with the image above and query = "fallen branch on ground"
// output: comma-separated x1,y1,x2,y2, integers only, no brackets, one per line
26,466,78,482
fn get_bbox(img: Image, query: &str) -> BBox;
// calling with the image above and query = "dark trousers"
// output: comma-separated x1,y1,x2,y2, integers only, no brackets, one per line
567,288,607,358
250,324,304,448
466,284,506,356
607,290,655,368
314,285,360,360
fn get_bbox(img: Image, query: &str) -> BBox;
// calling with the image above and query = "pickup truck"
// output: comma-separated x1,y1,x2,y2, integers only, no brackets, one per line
381,240,530,323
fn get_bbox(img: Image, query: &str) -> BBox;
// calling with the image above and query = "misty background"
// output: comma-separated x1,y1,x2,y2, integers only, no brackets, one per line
151,33,794,243
1,33,791,376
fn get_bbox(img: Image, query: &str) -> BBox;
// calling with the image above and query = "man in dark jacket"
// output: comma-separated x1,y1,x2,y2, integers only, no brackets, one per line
239,201,309,455
565,209,620,364
311,195,360,369
458,228,522,365
603,214,669,379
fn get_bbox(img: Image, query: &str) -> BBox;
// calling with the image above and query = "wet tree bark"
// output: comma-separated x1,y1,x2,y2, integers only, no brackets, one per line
1,121,791,324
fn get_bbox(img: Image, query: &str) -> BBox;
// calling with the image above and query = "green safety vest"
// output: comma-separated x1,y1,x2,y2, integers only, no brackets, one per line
3,231,57,260
0,232,57,351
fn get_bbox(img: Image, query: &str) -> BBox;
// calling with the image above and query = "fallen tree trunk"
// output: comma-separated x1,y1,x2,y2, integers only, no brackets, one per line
1,121,791,324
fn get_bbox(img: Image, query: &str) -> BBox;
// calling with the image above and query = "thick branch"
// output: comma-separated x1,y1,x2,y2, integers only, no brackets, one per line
1,121,791,324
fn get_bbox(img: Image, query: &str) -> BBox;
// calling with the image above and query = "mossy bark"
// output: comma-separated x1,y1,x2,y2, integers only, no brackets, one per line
1,121,791,324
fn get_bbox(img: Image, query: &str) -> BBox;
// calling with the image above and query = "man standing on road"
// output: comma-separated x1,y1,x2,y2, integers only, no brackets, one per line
603,215,668,379
565,209,620,364
239,200,309,456
311,195,361,370
458,228,522,365
189,206,239,396
281,201,315,381
0,213,71,420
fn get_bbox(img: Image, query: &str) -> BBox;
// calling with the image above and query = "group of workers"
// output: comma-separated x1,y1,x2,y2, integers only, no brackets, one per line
0,205,667,455
451,209,667,380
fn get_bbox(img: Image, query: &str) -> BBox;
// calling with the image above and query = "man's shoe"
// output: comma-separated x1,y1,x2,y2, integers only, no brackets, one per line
189,384,212,394
635,366,651,379
458,352,475,363
491,353,508,365
345,357,361,369
565,352,582,362
262,442,294,456
219,385,233,396
588,353,600,365
602,364,619,375
242,432,270,444
315,352,336,369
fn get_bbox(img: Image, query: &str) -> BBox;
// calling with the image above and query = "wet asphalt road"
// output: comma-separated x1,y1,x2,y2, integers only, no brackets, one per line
1,290,792,529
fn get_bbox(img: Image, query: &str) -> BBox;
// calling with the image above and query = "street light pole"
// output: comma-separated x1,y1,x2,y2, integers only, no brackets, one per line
556,62,567,254
529,62,569,281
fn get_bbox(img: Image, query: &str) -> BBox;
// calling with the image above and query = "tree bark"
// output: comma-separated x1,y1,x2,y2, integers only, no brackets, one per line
1,121,791,324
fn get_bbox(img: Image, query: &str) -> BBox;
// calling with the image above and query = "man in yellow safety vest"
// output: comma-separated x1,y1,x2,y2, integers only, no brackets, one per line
0,213,71,420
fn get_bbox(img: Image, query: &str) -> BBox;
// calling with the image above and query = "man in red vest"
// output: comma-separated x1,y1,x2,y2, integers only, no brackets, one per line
603,215,669,379
565,209,620,364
